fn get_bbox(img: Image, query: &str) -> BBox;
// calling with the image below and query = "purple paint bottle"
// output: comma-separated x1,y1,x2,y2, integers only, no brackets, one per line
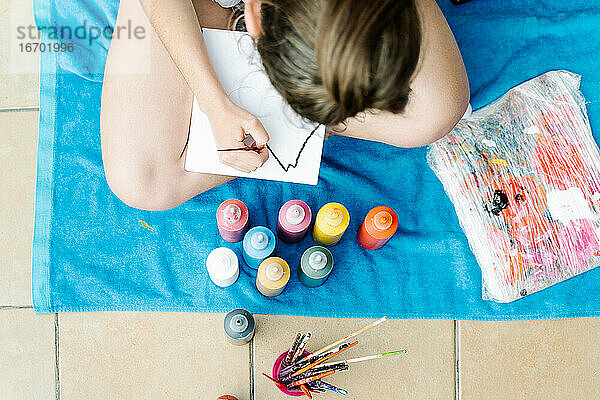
277,200,312,244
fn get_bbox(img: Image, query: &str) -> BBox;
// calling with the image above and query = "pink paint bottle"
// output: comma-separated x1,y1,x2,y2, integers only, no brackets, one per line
216,199,249,243
277,200,312,244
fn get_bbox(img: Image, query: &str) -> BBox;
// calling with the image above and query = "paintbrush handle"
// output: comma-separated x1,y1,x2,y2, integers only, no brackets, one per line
345,349,407,364
217,146,262,152
284,333,303,365
281,362,348,385
292,332,311,363
297,317,386,363
300,384,312,399
262,373,286,389
291,333,310,364
313,381,349,396
289,370,336,387
292,341,358,378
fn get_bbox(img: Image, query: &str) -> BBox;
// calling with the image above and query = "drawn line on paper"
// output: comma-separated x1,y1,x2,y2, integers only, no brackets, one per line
266,125,321,172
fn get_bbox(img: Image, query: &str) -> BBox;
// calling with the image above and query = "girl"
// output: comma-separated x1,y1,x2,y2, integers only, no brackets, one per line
100,0,469,211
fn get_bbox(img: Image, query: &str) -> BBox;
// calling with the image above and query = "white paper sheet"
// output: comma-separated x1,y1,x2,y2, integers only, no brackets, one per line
185,29,325,185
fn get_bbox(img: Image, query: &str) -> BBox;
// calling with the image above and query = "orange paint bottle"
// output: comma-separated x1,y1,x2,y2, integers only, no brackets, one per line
357,206,399,250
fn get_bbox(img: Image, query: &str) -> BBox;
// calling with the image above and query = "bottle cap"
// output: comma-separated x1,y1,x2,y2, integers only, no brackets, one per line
206,247,239,287
220,254,231,267
308,251,327,270
325,208,343,227
229,314,249,333
223,204,241,224
265,262,284,281
363,206,399,240
224,308,255,345
373,211,393,231
286,204,306,225
315,203,350,238
257,257,290,290
300,246,334,283
251,232,269,250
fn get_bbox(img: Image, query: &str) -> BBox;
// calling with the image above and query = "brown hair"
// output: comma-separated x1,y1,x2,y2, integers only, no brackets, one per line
254,0,422,127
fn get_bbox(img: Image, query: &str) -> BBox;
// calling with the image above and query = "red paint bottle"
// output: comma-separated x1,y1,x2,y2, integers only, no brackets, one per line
216,199,249,243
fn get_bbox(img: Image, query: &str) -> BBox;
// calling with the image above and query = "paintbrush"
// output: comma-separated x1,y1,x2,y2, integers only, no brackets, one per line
216,146,263,152
261,373,287,390
319,349,407,369
295,317,387,365
290,341,358,378
281,362,348,385
289,370,336,388
288,349,406,383
217,133,262,152
284,333,303,365
300,384,312,399
291,332,311,364
280,342,348,379
312,380,349,396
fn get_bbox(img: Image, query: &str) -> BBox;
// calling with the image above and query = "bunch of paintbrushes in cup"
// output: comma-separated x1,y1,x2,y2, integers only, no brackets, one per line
263,317,407,398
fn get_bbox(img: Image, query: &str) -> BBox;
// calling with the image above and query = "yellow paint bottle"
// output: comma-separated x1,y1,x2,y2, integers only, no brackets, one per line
256,257,290,297
313,203,350,246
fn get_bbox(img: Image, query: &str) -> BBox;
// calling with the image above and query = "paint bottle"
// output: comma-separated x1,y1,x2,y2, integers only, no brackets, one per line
298,246,334,288
256,257,290,297
206,247,239,288
357,206,399,250
242,226,276,270
223,308,255,345
312,203,350,246
277,200,312,244
216,199,249,243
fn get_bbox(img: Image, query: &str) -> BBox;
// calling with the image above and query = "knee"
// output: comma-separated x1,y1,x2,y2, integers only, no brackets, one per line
103,159,176,211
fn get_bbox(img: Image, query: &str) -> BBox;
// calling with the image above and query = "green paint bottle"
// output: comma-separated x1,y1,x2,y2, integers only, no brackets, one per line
298,246,334,288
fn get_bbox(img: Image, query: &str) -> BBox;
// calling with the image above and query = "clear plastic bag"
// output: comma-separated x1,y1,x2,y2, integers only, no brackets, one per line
427,70,600,302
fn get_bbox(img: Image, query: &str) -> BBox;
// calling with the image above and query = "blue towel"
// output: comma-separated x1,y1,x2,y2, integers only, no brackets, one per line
32,0,600,318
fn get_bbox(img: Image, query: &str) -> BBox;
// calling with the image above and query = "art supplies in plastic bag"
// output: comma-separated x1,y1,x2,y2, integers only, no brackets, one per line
428,70,600,302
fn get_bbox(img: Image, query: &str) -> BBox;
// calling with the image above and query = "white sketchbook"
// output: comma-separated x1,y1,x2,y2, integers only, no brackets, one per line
185,29,325,185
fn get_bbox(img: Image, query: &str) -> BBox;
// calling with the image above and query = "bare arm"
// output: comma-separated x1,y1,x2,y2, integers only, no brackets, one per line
336,0,470,147
139,0,228,112
139,0,270,171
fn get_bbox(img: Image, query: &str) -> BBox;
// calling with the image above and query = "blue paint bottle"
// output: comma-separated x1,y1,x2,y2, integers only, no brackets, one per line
242,226,276,270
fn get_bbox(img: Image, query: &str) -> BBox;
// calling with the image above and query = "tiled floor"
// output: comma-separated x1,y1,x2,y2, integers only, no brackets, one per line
1,2,599,399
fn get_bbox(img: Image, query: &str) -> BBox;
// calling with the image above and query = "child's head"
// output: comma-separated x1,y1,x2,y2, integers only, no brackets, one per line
244,0,422,126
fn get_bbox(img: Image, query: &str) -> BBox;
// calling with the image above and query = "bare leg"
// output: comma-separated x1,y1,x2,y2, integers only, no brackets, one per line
100,0,234,211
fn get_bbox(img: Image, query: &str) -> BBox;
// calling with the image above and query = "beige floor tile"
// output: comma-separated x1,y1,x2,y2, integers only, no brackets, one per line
459,319,600,400
0,111,38,306
0,1,40,108
254,316,454,400
0,308,56,399
59,312,250,400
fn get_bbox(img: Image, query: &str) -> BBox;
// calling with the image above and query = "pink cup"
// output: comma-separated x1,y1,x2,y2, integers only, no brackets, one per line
272,350,312,396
